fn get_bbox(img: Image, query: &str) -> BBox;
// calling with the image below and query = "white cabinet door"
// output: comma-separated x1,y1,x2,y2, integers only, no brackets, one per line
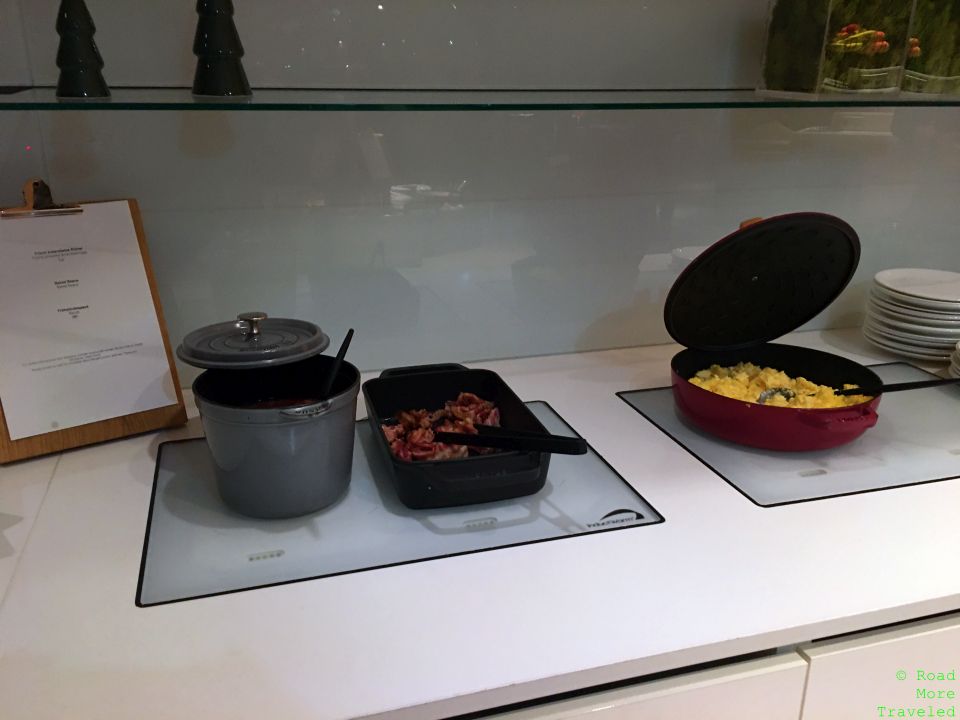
801,612,960,720
491,652,807,720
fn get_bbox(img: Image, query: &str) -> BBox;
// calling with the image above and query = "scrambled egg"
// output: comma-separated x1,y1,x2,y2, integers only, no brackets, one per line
689,362,872,408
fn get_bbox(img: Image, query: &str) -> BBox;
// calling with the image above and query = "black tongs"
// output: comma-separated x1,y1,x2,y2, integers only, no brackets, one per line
835,377,960,396
434,425,588,455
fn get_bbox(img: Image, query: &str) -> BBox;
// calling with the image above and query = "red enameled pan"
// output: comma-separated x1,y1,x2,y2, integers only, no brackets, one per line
663,212,882,451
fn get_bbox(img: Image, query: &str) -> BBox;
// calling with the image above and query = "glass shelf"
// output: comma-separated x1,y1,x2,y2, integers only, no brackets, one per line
2,86,960,111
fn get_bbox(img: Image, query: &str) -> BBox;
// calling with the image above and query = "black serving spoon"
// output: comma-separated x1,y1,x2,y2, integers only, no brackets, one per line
319,328,354,399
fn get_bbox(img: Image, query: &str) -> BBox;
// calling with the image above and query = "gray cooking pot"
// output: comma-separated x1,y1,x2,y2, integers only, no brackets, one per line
178,312,359,519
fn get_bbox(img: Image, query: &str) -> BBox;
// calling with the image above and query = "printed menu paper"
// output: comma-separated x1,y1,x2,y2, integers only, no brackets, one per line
0,201,177,440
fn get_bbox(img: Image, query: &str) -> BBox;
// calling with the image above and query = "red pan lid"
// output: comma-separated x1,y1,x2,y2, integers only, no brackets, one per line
663,212,860,352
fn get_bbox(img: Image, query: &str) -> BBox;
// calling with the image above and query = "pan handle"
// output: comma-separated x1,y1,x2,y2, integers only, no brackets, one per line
798,408,878,430
379,363,468,378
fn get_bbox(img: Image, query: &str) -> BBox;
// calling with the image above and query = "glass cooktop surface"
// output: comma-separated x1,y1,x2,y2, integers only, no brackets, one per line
618,363,960,507
138,401,662,606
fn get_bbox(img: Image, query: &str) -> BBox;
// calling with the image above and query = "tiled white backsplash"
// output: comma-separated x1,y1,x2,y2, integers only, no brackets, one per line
2,106,958,380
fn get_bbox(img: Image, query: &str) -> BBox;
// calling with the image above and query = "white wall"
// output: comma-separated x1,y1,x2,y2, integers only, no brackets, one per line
0,0,31,85
2,2,960,378
15,1,768,89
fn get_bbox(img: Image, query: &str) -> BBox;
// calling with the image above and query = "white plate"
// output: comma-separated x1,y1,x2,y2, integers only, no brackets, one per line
866,308,960,339
863,329,957,353
875,268,960,303
872,284,960,313
872,283,960,313
870,294,960,323
865,317,958,347
868,308,960,336
863,319,958,349
869,293,960,323
862,327,953,361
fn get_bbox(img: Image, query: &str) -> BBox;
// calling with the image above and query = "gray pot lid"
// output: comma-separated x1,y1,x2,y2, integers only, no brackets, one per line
176,312,330,369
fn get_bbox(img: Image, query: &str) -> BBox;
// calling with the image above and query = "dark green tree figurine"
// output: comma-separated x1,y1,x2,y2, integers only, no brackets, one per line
193,0,252,96
55,0,109,98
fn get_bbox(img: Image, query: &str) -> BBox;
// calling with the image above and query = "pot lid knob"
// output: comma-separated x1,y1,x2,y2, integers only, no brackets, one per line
237,311,267,337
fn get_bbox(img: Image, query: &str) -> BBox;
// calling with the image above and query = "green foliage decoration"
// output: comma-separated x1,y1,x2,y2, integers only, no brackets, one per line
763,0,915,93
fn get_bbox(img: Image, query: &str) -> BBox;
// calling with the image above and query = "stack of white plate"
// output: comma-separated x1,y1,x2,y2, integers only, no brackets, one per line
863,268,960,363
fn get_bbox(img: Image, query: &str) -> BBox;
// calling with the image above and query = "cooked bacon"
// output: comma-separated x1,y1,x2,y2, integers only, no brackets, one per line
480,406,500,427
435,418,476,435
445,393,499,426
397,409,432,430
389,439,412,462
409,442,439,461
382,392,501,462
407,427,435,445
430,444,470,460
381,423,405,443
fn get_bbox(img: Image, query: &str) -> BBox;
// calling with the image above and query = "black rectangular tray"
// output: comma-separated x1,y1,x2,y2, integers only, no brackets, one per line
361,363,551,508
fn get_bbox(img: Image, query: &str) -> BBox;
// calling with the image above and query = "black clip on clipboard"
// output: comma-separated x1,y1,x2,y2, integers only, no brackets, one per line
1,178,83,219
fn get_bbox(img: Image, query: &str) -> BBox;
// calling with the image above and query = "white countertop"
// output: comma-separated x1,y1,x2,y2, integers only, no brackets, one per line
2,329,959,720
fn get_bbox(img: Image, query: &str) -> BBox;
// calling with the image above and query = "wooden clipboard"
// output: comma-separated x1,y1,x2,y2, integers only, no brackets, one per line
0,180,187,464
